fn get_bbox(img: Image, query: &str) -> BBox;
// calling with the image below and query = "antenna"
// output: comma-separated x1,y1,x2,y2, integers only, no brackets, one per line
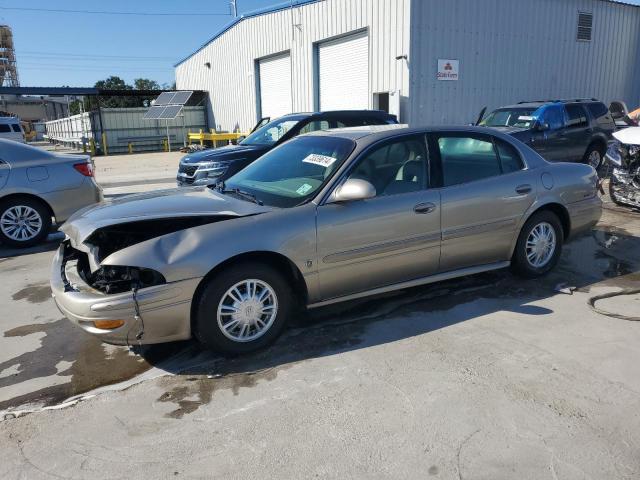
230,0,238,17
0,25,19,87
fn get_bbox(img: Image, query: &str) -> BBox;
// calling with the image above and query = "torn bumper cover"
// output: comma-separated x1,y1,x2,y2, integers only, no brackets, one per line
51,242,199,345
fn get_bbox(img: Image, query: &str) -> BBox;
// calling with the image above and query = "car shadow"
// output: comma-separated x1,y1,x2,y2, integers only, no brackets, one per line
0,232,64,259
138,225,640,403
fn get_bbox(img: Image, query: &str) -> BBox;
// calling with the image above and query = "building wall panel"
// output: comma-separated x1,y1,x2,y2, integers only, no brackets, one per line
409,0,640,126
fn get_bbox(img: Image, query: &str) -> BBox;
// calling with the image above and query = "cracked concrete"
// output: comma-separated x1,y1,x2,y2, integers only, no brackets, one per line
0,173,639,478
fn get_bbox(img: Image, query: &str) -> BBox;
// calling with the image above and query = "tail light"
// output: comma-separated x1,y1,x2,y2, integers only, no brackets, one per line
73,163,94,177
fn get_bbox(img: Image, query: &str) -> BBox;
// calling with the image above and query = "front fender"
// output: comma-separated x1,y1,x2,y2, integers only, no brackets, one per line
100,203,319,293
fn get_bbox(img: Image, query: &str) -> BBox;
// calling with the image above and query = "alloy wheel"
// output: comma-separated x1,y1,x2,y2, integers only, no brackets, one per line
216,279,278,342
525,222,557,268
587,150,602,169
0,205,43,242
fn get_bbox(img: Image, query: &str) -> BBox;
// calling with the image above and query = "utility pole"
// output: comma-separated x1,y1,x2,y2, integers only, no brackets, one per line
230,0,238,17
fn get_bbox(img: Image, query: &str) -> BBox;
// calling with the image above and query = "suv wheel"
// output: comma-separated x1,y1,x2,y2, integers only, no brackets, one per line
512,211,563,278
0,197,52,248
194,263,293,354
582,144,605,170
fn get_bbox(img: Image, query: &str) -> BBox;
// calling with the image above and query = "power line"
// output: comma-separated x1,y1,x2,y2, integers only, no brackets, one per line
17,50,176,60
19,55,173,63
0,6,231,16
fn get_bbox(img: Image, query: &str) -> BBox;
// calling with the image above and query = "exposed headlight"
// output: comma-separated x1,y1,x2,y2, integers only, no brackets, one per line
197,161,231,178
606,142,622,167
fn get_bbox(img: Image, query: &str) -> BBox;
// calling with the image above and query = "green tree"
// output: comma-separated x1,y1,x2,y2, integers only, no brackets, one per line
133,78,160,91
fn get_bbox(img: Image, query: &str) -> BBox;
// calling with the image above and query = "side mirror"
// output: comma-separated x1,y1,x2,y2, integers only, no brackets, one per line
328,179,376,203
536,122,550,132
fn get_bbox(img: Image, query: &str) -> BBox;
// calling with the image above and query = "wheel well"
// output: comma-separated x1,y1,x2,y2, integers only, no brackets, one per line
587,138,607,155
0,193,55,222
530,203,571,240
189,251,308,331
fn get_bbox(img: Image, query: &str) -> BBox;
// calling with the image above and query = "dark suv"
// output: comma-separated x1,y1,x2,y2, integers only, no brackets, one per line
479,99,615,169
177,110,398,186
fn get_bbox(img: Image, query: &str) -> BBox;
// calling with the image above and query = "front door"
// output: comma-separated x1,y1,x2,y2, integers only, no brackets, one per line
530,105,570,162
431,132,537,271
316,135,441,300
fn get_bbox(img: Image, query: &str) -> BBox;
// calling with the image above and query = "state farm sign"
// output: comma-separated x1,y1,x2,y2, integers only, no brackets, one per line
437,59,459,81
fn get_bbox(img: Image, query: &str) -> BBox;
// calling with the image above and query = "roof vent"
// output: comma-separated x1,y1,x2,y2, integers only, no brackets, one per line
577,11,593,41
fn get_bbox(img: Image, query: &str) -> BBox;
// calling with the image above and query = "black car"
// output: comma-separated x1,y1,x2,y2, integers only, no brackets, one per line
479,99,615,169
177,110,398,186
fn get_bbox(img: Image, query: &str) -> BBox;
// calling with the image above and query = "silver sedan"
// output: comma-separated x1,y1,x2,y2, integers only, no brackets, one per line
51,126,601,354
0,140,102,247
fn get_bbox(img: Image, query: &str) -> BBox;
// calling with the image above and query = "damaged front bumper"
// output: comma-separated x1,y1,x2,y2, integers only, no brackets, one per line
51,242,200,345
610,168,640,208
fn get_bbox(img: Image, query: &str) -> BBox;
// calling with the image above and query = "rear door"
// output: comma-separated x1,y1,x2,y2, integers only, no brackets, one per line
563,104,591,161
316,134,441,300
431,132,536,271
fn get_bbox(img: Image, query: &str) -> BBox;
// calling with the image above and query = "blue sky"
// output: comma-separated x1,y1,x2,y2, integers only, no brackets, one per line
3,0,279,87
4,0,640,88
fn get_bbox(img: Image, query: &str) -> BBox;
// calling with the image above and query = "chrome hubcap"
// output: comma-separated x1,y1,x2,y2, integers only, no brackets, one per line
588,150,601,168
526,222,557,268
0,206,42,242
217,279,278,342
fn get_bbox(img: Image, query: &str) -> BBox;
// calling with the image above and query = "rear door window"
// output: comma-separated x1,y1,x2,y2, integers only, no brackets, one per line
565,105,588,128
435,135,501,186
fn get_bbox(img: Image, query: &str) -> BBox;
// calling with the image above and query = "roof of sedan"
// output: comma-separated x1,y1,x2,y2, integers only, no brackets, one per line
307,124,513,142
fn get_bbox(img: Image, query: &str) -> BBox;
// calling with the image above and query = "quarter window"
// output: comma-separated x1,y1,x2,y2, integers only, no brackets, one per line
495,139,524,173
586,102,608,119
10,124,21,132
346,137,428,196
565,105,588,128
436,135,501,186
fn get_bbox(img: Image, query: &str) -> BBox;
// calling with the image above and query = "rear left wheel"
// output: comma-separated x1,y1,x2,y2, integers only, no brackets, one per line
511,211,563,278
0,198,51,248
194,263,293,354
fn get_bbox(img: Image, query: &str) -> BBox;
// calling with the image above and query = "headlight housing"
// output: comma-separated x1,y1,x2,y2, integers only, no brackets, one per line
197,161,232,178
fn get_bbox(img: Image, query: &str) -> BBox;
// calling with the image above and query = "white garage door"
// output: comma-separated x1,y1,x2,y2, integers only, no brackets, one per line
318,31,369,111
258,53,292,119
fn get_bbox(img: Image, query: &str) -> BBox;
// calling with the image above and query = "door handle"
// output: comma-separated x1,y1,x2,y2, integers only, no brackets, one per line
414,202,436,214
515,184,532,195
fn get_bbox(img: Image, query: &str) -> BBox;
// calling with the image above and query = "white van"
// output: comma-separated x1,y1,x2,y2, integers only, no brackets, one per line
0,116,25,143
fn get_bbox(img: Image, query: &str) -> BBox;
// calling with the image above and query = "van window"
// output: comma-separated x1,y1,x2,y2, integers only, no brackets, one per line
10,124,21,133
0,124,11,133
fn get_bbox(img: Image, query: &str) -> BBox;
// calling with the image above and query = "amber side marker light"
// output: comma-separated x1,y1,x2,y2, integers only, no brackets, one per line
93,320,125,330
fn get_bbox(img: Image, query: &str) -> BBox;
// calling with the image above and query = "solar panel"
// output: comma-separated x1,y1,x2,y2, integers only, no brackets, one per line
169,91,193,105
143,105,167,119
153,92,177,106
158,105,183,119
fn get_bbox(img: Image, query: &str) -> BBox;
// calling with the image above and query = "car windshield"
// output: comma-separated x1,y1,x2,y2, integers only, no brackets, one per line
225,136,355,208
481,108,538,128
240,116,305,146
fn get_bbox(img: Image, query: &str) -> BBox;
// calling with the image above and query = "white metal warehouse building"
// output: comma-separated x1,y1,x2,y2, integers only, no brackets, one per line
175,0,640,131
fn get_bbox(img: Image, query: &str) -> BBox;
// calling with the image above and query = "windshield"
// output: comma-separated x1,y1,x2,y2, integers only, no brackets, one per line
225,136,355,208
480,108,538,128
240,116,305,146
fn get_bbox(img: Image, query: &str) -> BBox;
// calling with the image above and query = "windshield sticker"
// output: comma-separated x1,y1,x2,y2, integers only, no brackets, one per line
296,183,313,195
518,115,534,121
303,154,337,168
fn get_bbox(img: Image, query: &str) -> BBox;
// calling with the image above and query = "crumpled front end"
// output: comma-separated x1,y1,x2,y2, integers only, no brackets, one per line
51,240,199,345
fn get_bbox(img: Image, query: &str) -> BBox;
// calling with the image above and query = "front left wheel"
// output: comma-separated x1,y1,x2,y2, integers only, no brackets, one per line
582,143,605,170
0,197,52,248
193,263,293,354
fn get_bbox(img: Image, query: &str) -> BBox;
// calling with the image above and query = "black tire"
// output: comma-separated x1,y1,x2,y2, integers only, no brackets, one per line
193,262,293,354
582,143,605,170
0,197,52,248
511,211,564,278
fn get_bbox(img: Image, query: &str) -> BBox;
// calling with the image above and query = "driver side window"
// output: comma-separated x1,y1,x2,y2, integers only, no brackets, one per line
346,137,429,197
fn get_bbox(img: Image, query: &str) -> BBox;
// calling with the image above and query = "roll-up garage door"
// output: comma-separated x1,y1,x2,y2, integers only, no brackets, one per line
258,53,292,119
318,31,369,111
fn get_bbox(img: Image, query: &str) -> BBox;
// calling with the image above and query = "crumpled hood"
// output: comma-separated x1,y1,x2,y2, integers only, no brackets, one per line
613,127,640,146
180,144,269,164
61,187,272,246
